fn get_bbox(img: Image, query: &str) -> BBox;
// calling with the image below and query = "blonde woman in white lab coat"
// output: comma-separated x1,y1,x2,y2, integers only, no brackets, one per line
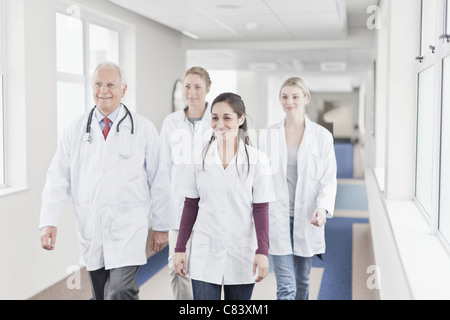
159,67,213,300
174,92,275,300
259,77,337,300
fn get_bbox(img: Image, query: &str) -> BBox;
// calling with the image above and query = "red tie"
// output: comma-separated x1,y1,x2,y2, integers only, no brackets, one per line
103,118,111,140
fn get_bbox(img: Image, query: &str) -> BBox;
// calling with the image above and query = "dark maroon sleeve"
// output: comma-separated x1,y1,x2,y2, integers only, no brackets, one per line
253,202,270,256
175,198,200,253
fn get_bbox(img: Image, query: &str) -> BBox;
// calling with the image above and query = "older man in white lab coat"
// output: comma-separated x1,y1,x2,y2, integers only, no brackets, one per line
39,62,171,300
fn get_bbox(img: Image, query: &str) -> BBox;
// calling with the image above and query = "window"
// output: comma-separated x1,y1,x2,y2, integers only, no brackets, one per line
421,0,437,56
0,0,5,187
206,70,237,103
0,76,4,187
56,7,120,140
447,0,450,35
415,65,435,216
89,23,119,76
439,0,450,244
416,0,450,247
440,56,450,243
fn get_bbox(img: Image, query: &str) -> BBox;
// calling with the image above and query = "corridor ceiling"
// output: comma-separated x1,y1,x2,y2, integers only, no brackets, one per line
109,0,379,92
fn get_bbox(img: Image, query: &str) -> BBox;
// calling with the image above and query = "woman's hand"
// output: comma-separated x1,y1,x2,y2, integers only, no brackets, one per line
253,254,269,282
174,252,188,277
311,208,327,227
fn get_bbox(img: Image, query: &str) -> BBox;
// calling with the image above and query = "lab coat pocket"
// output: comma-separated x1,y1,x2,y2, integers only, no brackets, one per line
307,153,324,181
118,127,132,159
241,237,256,271
109,202,149,241
74,206,94,242
191,234,210,277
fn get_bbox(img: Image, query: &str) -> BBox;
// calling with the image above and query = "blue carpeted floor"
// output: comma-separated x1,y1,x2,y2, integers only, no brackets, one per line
136,247,169,287
137,181,370,300
313,216,368,300
312,181,369,300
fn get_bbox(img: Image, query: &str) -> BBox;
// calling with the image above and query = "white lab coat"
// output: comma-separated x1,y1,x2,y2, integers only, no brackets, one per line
159,104,212,230
181,139,275,285
39,105,172,271
259,117,337,257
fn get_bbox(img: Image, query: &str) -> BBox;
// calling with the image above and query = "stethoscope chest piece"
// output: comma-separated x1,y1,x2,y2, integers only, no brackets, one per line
83,133,93,144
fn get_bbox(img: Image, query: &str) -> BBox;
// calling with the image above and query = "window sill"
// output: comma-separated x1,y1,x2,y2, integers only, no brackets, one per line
374,180,450,299
0,186,29,198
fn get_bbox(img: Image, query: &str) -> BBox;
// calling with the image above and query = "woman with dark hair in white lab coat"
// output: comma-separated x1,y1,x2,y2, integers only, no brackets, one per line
259,77,337,300
174,92,275,300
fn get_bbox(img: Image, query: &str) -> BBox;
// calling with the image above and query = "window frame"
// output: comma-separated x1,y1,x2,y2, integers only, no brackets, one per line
0,0,6,189
437,0,450,248
415,0,440,219
55,4,122,140
415,0,450,251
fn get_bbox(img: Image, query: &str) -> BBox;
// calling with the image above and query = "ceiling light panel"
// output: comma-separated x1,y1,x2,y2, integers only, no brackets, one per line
188,0,272,16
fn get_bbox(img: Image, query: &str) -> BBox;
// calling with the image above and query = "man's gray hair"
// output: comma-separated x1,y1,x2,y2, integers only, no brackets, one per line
93,62,127,85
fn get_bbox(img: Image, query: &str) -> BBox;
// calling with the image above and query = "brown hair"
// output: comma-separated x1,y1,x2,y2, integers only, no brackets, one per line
203,92,251,176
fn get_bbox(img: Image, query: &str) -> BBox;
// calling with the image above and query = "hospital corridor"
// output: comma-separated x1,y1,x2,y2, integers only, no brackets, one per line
1,0,450,302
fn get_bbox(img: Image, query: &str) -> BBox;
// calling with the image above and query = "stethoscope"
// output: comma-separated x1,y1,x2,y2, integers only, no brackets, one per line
83,104,134,145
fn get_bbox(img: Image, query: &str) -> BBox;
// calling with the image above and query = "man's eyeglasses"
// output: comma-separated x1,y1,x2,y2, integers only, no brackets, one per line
93,82,124,90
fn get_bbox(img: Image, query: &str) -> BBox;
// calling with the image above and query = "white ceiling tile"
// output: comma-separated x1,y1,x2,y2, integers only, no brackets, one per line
264,0,338,14
308,49,349,62
278,12,343,30
110,0,201,18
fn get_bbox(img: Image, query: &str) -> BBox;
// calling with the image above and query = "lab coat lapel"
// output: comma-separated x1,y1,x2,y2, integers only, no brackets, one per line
277,120,288,177
204,139,224,172
207,138,242,174
109,106,128,140
90,115,104,144
225,140,246,173
297,116,310,156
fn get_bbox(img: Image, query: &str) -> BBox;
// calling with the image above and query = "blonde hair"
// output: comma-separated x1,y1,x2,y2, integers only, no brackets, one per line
279,77,311,102
185,66,212,90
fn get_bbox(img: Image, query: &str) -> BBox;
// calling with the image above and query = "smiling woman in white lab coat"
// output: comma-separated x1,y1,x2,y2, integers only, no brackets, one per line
259,77,337,300
173,92,275,300
159,66,213,300
39,62,172,300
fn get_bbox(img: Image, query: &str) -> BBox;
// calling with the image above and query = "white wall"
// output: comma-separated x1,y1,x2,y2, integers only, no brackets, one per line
0,0,184,300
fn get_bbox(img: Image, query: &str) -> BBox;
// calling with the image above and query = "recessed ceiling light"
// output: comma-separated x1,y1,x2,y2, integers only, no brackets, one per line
245,22,258,31
249,63,277,72
320,62,347,72
217,4,241,10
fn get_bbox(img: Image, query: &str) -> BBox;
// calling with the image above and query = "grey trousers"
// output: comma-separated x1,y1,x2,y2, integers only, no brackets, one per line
88,266,140,300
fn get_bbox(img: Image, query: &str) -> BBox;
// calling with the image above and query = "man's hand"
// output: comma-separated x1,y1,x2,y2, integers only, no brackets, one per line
40,226,57,250
150,231,168,252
